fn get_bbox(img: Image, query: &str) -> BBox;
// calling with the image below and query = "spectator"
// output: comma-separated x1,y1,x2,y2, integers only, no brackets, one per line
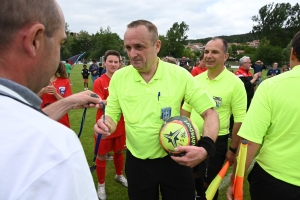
282,65,289,72
65,59,73,85
98,62,104,76
81,64,90,90
267,62,281,78
178,56,189,68
251,60,267,85
235,56,260,109
38,62,72,127
190,53,207,76
162,56,177,64
89,59,99,84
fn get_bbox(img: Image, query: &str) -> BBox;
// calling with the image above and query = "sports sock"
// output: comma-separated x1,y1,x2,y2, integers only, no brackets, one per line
113,152,124,176
96,158,106,184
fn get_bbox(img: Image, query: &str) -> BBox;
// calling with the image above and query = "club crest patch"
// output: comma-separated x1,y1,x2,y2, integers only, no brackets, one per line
59,87,66,95
213,96,222,108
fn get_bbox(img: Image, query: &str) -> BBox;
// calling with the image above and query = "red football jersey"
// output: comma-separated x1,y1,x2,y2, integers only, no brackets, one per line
191,66,207,77
93,74,125,139
40,77,72,127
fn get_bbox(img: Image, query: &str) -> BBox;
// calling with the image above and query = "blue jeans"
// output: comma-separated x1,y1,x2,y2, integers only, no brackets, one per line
257,77,262,85
91,75,99,84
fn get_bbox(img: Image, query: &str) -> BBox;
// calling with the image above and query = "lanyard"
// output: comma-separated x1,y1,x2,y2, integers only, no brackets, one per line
90,102,104,172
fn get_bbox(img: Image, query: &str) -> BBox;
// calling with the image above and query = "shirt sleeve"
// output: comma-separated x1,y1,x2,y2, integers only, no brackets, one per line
231,80,247,122
182,101,193,112
184,75,216,115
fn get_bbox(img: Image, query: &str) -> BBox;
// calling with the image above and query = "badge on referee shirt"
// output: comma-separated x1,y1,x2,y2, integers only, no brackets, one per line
161,107,172,122
213,96,222,108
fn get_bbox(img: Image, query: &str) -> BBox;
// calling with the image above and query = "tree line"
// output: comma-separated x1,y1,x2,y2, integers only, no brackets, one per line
61,2,300,66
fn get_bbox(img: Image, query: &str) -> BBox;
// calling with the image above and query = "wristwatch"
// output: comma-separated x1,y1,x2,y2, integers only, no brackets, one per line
229,146,238,154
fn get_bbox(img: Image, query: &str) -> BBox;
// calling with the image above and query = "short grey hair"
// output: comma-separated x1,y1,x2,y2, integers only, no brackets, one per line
0,0,61,53
127,20,158,45
239,56,250,65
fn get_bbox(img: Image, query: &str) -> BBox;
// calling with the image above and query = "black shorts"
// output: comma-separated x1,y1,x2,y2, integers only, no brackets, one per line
248,162,300,200
125,150,195,200
197,134,228,183
194,135,228,200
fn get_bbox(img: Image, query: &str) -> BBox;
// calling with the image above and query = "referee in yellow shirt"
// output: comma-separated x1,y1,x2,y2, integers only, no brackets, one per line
94,20,220,200
227,31,300,200
182,38,247,199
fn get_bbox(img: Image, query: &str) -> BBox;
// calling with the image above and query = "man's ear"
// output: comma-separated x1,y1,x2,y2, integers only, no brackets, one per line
224,53,229,61
23,24,45,57
155,40,161,53
290,47,296,61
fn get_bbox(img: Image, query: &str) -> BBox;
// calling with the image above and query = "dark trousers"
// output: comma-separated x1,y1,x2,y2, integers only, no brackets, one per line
249,163,300,200
125,150,195,200
195,135,228,200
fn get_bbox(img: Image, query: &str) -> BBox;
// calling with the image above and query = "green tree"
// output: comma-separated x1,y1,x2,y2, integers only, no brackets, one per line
182,48,194,60
166,22,189,58
90,27,123,60
158,35,169,57
282,40,292,63
228,46,233,56
76,30,92,55
253,45,283,66
244,46,256,54
252,3,300,48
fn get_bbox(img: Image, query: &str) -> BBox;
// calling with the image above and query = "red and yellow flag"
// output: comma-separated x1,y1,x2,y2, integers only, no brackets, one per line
205,161,230,200
232,140,248,200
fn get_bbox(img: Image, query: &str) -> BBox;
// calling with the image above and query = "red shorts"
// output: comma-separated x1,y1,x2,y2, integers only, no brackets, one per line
95,134,126,155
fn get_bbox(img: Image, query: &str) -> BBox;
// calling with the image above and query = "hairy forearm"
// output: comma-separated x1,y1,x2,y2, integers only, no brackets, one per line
42,98,73,120
230,122,242,148
201,108,219,142
231,140,260,178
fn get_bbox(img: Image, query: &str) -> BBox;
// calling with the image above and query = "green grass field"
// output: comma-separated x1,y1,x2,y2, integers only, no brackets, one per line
68,64,268,200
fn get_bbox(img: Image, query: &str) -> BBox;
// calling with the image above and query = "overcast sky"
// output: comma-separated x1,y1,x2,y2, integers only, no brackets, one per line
57,0,298,40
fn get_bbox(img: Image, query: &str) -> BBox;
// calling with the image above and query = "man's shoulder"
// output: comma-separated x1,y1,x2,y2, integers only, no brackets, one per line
111,66,135,81
97,74,110,82
234,68,243,74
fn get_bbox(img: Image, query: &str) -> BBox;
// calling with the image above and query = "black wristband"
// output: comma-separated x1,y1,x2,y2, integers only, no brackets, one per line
229,146,238,154
197,137,216,157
